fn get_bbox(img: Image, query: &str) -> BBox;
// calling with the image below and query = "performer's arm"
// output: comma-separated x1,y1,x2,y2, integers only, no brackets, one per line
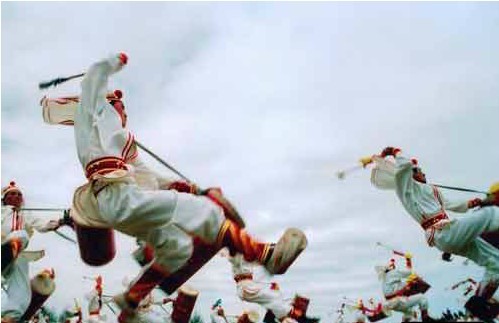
380,147,415,196
24,210,66,233
394,155,414,189
440,193,470,213
80,54,125,118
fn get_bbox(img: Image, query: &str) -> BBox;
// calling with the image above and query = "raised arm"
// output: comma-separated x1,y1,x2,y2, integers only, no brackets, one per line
24,210,68,234
378,147,415,198
79,53,127,119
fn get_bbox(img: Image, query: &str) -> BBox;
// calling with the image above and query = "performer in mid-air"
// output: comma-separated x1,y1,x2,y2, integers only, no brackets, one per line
371,147,498,320
376,254,433,322
67,53,307,322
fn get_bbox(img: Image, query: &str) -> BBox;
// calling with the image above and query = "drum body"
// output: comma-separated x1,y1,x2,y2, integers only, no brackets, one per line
74,223,116,266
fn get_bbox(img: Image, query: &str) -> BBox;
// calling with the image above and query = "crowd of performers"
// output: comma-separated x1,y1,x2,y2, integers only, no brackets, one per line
1,53,498,322
334,152,499,323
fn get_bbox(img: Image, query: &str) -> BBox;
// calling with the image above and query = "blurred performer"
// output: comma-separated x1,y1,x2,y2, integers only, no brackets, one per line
227,252,295,321
1,182,62,322
69,53,307,323
86,275,108,323
236,309,260,323
210,299,229,323
376,255,433,322
451,277,499,320
374,147,499,319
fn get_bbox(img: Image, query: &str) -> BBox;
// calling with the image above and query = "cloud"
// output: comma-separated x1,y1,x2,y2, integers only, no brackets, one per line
2,2,499,322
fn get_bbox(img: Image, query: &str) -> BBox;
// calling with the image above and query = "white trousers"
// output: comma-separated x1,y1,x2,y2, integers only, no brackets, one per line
1,257,31,320
384,294,428,321
434,206,499,283
97,182,225,273
136,308,172,323
236,279,292,319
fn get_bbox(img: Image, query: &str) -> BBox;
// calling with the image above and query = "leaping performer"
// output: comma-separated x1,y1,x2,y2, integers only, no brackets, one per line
119,275,198,323
85,275,109,323
367,147,499,321
1,181,63,322
55,53,307,323
222,251,298,322
210,299,229,323
450,278,498,320
375,253,433,322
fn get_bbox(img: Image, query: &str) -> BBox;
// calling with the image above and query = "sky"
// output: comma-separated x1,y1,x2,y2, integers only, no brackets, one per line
2,2,499,322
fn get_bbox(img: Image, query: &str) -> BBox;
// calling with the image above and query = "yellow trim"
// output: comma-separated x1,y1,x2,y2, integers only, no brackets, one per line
215,220,231,249
259,244,271,263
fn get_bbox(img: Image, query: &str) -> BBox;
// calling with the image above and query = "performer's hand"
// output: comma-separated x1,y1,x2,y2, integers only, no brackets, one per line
359,156,374,168
45,220,61,231
118,53,128,65
59,209,74,228
404,252,412,259
467,198,482,209
168,181,200,194
380,147,401,157
481,193,499,207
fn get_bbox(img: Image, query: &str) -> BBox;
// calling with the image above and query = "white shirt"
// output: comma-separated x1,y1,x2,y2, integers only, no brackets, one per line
393,153,468,224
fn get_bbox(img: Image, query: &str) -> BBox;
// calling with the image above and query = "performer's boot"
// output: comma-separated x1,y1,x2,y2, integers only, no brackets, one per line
217,219,307,275
465,295,496,322
113,262,168,323
477,280,498,300
132,242,154,266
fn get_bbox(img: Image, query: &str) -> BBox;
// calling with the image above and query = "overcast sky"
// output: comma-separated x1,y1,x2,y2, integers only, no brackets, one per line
2,2,499,322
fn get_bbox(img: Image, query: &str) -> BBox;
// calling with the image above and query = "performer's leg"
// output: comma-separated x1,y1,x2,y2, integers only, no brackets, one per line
461,239,499,299
167,191,307,275
435,207,499,252
1,258,31,321
2,230,29,273
217,219,307,275
403,294,431,321
434,208,499,284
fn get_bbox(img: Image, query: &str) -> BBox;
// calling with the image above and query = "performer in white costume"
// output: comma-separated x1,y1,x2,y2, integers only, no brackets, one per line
373,148,499,304
1,182,61,321
119,275,175,323
69,53,307,323
85,275,108,323
210,300,229,323
376,256,432,322
227,253,294,321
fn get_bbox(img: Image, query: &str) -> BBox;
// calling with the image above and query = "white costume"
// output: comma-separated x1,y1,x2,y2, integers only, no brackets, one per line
1,205,59,320
133,297,171,323
373,152,499,294
85,289,107,323
120,276,172,323
379,266,428,321
210,307,228,323
71,55,225,274
229,254,292,320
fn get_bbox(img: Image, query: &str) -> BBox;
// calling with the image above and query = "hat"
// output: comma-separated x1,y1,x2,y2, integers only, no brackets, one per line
410,158,419,169
489,182,499,194
2,181,21,199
